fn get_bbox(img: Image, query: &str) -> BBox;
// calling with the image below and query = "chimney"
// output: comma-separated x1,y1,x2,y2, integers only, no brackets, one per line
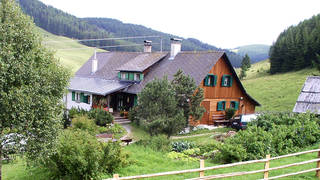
92,49,98,73
169,38,182,60
144,40,152,53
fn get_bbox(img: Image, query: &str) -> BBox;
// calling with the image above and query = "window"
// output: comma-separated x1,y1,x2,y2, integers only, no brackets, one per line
129,73,134,81
135,73,141,81
217,101,226,111
204,74,217,87
221,75,233,87
230,101,239,110
121,72,127,80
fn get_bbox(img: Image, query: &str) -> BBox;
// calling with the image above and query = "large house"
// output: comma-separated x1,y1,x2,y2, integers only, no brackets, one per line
65,38,260,125
293,76,320,114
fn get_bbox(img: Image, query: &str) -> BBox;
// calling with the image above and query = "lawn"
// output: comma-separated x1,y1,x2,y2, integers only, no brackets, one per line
38,28,105,73
237,60,318,112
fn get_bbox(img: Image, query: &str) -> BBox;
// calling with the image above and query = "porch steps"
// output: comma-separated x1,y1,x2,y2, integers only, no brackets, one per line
113,116,131,124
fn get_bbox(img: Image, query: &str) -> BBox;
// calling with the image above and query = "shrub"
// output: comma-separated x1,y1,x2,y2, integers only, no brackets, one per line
88,108,114,126
167,151,198,162
225,108,236,120
136,135,171,152
197,142,220,155
182,148,201,156
215,143,247,163
106,124,124,134
69,107,88,119
42,130,127,179
71,115,97,135
128,107,139,125
171,141,195,152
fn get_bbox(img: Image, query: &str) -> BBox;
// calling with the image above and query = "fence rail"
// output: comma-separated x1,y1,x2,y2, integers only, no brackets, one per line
109,146,320,180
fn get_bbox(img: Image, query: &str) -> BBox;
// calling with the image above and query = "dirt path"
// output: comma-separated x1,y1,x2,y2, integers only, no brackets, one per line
170,132,216,140
120,123,132,140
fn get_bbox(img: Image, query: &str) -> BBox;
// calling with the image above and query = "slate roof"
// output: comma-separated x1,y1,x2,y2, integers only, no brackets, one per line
116,53,167,72
293,76,320,114
69,77,131,96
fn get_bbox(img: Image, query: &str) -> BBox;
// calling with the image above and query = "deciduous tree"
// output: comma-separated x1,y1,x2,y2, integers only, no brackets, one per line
0,0,69,178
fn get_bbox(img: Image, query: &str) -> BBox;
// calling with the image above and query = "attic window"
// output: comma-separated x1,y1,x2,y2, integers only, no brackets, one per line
221,75,232,87
204,74,217,87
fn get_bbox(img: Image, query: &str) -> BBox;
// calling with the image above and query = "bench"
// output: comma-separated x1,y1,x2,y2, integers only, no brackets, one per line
212,114,228,126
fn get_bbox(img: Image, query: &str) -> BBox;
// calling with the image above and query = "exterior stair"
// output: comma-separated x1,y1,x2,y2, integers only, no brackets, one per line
113,116,131,124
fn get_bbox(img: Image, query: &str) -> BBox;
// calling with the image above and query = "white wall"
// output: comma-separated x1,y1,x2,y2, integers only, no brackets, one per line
64,91,92,111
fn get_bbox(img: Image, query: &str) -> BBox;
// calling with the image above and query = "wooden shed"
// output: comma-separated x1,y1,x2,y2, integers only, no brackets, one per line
293,76,320,114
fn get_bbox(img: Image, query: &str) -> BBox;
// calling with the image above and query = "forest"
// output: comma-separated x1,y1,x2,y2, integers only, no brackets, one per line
269,14,320,74
17,0,243,67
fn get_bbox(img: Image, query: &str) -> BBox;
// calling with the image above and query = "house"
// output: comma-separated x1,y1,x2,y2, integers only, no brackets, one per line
293,76,320,114
65,38,260,125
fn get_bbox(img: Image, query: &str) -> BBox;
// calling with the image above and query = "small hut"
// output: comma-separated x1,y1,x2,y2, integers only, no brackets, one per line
293,76,320,114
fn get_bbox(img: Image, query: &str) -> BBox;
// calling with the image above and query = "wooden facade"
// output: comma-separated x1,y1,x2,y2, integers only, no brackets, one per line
194,56,257,125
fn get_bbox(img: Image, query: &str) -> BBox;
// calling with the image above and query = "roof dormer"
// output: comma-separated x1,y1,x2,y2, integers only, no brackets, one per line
118,71,144,82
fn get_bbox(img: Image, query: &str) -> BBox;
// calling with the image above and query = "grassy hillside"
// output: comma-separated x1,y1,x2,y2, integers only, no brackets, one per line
239,60,317,112
231,44,270,63
38,28,104,73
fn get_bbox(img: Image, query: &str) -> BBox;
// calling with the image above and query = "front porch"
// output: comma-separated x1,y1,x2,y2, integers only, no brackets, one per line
92,92,137,112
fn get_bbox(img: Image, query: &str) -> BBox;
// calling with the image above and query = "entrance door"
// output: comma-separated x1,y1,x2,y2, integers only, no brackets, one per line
201,101,210,124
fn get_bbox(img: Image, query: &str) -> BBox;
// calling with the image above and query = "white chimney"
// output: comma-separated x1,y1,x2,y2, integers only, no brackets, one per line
92,49,98,73
144,40,152,53
169,38,182,60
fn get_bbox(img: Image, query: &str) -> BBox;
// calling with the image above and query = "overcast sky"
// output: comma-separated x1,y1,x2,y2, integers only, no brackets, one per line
39,0,320,49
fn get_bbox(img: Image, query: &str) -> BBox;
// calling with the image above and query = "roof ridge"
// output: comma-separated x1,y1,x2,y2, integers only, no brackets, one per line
179,50,225,54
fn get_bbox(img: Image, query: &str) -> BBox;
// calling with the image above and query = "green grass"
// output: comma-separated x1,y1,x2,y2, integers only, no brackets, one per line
237,60,317,112
37,28,105,73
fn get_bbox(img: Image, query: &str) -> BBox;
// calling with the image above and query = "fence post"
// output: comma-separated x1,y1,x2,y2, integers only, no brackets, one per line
113,174,119,180
199,159,205,178
264,154,270,179
316,146,320,178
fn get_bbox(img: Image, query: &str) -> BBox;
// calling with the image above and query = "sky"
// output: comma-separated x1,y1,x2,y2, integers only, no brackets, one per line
39,0,320,49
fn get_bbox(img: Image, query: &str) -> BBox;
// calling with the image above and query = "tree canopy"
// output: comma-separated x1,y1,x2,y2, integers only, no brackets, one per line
269,14,320,74
0,0,70,172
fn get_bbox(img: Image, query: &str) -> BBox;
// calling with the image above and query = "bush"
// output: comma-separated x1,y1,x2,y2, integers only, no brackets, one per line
89,108,114,126
42,130,127,179
69,107,88,119
197,142,220,155
167,151,198,162
128,107,139,125
225,108,236,120
171,141,195,152
136,135,171,152
71,115,97,135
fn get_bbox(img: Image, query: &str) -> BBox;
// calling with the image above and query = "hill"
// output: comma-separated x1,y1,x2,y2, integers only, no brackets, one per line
269,14,320,74
38,28,104,73
239,60,317,112
230,44,270,63
17,0,243,67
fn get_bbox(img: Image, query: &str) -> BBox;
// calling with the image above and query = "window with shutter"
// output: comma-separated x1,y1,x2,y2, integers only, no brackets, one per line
222,75,232,87
217,101,226,111
140,74,144,80
125,73,129,80
230,101,239,110
118,72,121,79
129,73,134,80
72,91,75,101
204,74,217,87
80,93,84,103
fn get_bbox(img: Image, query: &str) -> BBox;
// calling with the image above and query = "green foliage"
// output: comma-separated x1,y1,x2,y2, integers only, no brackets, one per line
128,106,139,125
172,69,205,124
71,115,97,135
88,108,113,126
41,130,127,179
136,135,171,152
216,112,320,163
136,77,186,137
225,108,236,120
0,0,70,163
171,141,195,152
166,151,198,162
270,14,320,74
312,53,320,73
239,54,251,80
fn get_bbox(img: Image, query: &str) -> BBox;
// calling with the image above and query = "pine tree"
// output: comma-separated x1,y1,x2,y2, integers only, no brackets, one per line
239,54,251,80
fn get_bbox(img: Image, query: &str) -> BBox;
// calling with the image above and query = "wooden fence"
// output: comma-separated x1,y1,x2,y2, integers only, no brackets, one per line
109,147,320,180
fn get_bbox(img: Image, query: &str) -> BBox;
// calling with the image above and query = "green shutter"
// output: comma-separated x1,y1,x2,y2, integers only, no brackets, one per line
125,73,129,80
80,93,84,103
118,72,121,79
235,101,239,110
129,73,134,80
221,75,225,86
72,91,75,101
140,73,144,80
229,76,233,87
222,101,226,110
134,95,138,106
204,76,209,86
217,101,222,111
214,75,217,86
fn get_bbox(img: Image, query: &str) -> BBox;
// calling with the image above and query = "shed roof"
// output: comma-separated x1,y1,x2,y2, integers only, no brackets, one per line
68,77,131,96
293,76,320,114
